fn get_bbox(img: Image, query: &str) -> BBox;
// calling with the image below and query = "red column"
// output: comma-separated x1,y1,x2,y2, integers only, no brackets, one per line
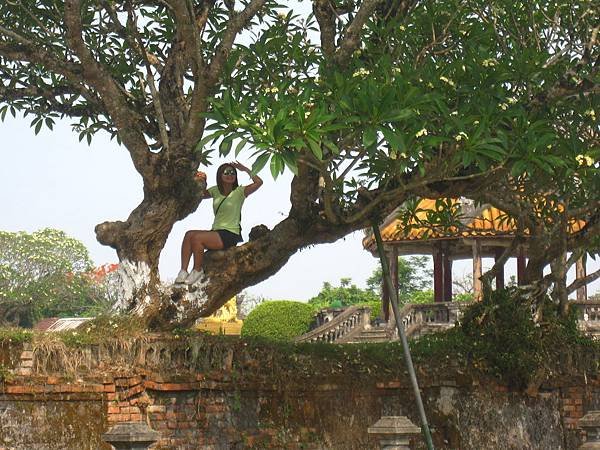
443,251,453,302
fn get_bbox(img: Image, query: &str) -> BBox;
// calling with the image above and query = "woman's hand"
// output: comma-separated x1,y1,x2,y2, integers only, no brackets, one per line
233,160,263,197
230,161,250,173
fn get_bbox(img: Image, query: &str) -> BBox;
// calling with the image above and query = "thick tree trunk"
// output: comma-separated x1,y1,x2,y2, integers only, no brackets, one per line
95,174,204,316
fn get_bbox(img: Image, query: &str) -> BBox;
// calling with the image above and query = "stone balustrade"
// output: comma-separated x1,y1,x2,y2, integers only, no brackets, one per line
389,302,466,340
572,301,600,338
294,306,372,343
296,299,600,345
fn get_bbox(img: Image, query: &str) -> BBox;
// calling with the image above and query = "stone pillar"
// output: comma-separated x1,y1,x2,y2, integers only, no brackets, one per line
368,416,421,450
102,422,160,450
579,411,600,449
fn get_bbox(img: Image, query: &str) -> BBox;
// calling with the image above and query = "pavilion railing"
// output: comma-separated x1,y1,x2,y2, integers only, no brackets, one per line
572,300,600,337
295,305,371,343
387,302,466,340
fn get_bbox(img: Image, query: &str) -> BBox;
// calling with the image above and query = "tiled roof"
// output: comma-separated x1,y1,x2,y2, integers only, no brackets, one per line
363,198,585,249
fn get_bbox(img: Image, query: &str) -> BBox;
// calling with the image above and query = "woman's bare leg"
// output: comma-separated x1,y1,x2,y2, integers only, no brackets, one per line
180,230,203,271
189,231,224,271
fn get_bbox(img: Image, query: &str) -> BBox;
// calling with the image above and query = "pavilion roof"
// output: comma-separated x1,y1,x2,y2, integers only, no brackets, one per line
362,198,584,253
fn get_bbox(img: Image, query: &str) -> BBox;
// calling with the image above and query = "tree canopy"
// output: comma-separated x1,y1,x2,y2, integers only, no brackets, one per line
0,0,597,327
0,228,110,327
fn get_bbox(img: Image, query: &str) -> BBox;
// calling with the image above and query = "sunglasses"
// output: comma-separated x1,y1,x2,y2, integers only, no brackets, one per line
222,169,236,176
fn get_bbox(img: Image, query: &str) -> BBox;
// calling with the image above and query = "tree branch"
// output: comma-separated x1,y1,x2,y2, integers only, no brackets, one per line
205,0,267,87
313,0,337,58
332,0,382,66
568,267,600,295
63,0,156,182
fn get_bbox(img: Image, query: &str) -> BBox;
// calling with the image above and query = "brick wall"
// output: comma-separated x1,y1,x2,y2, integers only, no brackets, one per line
0,336,598,449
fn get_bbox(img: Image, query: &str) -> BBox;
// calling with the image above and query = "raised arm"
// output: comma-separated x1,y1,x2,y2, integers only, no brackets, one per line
231,161,263,197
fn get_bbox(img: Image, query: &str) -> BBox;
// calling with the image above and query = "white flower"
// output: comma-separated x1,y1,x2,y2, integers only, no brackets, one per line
415,128,428,138
450,111,458,116
439,76,455,87
277,12,287,20
499,103,508,111
473,120,480,125
454,131,468,141
231,120,240,127
482,58,498,67
400,152,407,158
399,25,406,31
392,67,402,74
304,111,311,119
584,109,596,120
507,97,518,104
352,68,370,78
427,82,434,89
576,154,594,167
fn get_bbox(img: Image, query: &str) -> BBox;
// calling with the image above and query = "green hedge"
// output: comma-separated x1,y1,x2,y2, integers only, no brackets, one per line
241,301,316,341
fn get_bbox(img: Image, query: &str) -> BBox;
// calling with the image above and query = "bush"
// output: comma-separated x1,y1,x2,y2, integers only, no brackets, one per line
241,301,316,341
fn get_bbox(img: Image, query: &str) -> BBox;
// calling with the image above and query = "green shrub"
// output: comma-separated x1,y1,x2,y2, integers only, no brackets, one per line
241,301,316,341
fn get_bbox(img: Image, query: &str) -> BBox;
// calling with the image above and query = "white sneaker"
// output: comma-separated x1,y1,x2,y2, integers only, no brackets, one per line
174,269,188,284
186,269,203,285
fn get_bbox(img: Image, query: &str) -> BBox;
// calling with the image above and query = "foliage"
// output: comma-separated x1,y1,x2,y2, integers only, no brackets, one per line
241,300,316,341
366,256,432,300
0,327,33,344
0,229,111,327
308,278,379,310
411,287,599,389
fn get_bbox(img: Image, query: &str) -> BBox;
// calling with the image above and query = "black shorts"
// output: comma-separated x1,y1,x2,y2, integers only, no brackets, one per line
215,229,242,249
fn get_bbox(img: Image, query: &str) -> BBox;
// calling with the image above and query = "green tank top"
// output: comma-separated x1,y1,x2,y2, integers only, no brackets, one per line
208,185,245,235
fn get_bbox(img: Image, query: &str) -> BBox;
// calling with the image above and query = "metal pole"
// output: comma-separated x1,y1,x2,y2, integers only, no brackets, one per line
371,219,435,450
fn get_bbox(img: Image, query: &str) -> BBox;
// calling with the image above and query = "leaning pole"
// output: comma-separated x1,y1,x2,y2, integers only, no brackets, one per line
371,218,435,450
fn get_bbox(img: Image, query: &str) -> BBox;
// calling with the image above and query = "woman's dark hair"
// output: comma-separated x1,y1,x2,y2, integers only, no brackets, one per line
216,163,238,195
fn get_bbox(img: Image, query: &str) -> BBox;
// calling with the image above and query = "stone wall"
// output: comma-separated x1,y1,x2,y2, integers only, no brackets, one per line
0,335,598,449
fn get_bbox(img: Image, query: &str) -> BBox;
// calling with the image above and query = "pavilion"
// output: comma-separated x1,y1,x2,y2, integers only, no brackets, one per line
363,199,588,317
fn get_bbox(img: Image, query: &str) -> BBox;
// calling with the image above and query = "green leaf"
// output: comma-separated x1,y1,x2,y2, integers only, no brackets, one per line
252,152,270,175
307,138,323,159
234,138,248,157
281,152,298,175
34,120,42,135
363,128,377,148
219,137,233,156
270,154,284,179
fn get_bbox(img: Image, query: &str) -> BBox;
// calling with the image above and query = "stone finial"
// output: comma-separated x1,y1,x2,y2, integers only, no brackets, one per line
102,422,160,450
368,416,421,450
580,411,600,450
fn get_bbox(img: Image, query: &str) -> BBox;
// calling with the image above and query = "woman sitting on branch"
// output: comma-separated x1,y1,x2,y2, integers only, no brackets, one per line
174,161,263,286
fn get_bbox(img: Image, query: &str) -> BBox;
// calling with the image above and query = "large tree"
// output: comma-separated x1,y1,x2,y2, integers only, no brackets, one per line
0,228,110,327
0,0,597,328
